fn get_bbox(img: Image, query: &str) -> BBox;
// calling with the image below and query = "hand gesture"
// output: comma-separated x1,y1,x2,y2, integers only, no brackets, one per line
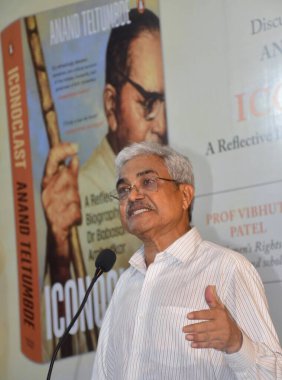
182,285,243,354
42,142,81,254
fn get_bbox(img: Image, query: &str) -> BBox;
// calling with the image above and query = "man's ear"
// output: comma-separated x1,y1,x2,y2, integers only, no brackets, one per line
181,184,194,211
104,84,118,132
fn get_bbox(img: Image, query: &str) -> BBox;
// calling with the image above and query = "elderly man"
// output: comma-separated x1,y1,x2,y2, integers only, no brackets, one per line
92,141,282,379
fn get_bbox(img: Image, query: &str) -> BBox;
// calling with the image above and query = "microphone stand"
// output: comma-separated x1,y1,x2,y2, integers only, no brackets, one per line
46,266,103,380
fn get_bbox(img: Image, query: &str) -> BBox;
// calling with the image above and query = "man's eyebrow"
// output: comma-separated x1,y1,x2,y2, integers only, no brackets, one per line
116,169,159,188
136,169,158,177
141,89,165,99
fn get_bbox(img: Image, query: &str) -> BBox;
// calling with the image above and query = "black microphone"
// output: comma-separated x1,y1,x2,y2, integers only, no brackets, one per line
46,249,116,380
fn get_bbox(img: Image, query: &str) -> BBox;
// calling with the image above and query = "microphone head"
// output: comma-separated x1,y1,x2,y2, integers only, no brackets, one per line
95,249,116,272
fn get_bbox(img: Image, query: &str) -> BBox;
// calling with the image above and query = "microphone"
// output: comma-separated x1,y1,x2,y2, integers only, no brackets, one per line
46,249,116,380
95,248,116,273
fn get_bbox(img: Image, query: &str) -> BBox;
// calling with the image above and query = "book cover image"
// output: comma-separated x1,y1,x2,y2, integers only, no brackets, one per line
1,0,167,363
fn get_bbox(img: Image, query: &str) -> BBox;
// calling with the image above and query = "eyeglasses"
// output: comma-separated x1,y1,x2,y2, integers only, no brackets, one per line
117,70,165,121
111,174,178,202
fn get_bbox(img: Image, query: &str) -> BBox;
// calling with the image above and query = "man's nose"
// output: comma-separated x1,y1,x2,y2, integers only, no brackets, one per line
127,184,145,201
150,102,166,136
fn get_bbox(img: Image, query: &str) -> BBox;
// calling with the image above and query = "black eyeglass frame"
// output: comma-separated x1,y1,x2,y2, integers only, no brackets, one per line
116,70,165,120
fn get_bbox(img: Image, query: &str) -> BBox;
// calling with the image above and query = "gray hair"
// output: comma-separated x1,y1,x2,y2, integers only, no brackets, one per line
115,142,195,220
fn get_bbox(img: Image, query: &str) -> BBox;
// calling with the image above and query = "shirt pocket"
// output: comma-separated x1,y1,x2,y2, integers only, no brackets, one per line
150,305,205,364
149,305,230,378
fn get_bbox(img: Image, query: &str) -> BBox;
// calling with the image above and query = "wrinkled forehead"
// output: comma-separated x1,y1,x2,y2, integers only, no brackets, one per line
117,154,167,182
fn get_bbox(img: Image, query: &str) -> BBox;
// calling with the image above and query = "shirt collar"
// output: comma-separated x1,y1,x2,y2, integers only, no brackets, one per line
129,227,202,273
165,226,202,263
129,245,147,274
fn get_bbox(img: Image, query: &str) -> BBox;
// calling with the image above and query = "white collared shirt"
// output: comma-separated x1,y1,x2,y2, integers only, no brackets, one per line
91,227,282,379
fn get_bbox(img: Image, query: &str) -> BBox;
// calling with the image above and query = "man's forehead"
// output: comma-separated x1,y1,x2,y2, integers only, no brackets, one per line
118,155,166,181
122,154,164,169
126,168,158,178
127,31,163,87
129,30,159,53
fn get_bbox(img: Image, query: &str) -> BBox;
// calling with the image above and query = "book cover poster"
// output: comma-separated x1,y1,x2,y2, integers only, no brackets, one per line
2,0,167,363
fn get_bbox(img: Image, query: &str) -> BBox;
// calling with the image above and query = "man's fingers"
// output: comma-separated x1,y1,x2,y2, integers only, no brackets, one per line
185,330,214,343
70,154,79,177
184,326,228,351
183,319,213,334
205,285,223,309
187,309,215,321
42,166,79,203
44,143,79,179
190,340,222,350
183,286,243,353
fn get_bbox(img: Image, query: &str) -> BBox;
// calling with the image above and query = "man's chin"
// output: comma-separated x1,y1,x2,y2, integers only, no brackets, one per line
125,214,152,235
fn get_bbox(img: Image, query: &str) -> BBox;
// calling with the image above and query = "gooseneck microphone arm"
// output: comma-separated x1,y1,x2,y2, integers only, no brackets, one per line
46,249,116,380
